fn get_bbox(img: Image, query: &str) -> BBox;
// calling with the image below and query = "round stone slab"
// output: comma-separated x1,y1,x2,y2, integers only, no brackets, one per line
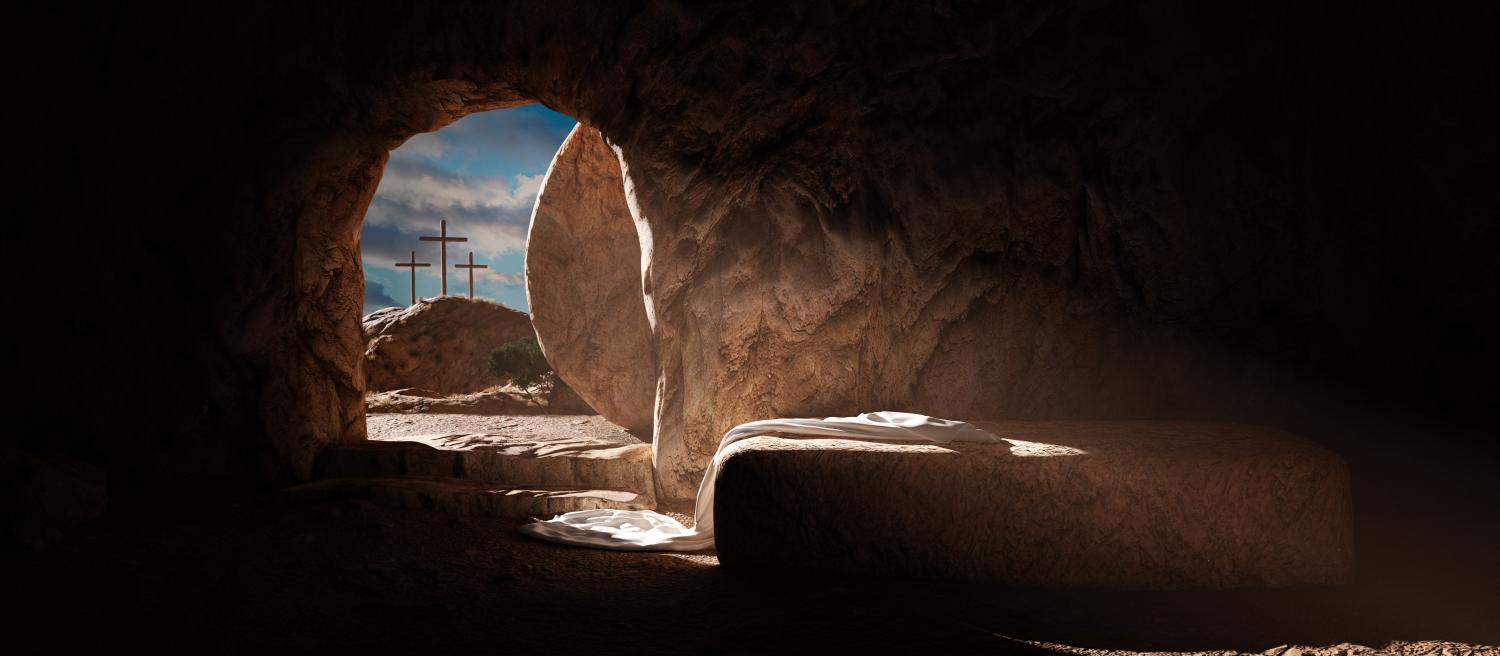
712,420,1354,589
525,125,657,433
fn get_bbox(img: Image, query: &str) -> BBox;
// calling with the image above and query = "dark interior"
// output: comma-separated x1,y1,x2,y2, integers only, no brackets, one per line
4,2,1496,653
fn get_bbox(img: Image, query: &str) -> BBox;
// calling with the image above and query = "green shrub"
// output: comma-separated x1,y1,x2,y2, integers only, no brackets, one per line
486,337,554,397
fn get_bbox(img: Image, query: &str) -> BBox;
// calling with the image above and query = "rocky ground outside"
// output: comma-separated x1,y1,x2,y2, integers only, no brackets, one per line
366,412,644,444
365,384,594,416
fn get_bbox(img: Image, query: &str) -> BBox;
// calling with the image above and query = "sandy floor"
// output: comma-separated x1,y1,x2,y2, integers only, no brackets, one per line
367,412,647,444
5,490,1495,655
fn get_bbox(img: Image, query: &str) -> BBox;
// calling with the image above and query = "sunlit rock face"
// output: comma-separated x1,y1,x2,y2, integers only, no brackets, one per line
362,297,534,395
526,125,657,434
26,2,1495,491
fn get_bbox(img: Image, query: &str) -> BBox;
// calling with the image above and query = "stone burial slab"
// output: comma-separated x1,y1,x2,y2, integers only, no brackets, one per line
711,420,1353,589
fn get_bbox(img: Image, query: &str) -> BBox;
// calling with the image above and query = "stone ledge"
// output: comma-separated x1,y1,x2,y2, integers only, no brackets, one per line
316,430,654,497
712,420,1353,589
281,477,650,517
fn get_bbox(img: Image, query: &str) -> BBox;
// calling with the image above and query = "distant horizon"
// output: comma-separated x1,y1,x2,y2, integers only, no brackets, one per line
360,104,577,315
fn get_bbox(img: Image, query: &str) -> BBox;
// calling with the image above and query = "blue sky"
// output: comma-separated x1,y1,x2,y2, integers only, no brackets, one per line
362,104,577,314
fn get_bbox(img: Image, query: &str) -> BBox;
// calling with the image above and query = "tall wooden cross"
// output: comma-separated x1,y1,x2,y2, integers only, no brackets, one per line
418,219,467,296
453,251,489,299
392,250,431,306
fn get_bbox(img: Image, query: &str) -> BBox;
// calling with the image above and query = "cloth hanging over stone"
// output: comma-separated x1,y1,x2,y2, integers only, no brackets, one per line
519,411,1001,551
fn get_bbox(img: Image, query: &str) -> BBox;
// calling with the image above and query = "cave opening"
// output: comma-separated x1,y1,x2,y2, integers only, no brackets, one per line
347,101,662,516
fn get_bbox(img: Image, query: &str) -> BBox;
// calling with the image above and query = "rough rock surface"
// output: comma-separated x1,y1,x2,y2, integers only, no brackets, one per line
525,125,658,433
363,297,535,395
712,421,1353,588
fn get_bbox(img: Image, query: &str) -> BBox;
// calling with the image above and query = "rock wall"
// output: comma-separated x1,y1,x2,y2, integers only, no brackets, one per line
525,125,657,433
10,1,1496,496
362,297,536,395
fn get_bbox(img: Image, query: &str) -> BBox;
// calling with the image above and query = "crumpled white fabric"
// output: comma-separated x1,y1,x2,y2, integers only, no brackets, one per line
519,411,1000,551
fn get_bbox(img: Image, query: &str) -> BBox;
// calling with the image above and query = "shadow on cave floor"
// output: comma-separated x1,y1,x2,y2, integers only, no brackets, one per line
5,482,1496,655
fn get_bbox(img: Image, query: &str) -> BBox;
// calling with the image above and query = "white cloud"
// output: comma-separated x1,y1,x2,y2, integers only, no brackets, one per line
391,106,575,167
395,132,448,160
479,269,526,286
360,105,575,311
362,162,542,259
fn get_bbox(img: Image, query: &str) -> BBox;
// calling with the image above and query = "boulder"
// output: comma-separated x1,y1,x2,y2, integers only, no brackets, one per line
363,296,535,394
545,382,597,415
525,125,658,433
712,421,1354,589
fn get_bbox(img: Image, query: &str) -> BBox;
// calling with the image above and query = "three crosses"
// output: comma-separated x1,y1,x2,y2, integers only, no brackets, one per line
392,219,489,305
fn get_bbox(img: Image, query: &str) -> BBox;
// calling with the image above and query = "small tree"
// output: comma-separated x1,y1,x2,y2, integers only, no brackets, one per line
486,337,554,403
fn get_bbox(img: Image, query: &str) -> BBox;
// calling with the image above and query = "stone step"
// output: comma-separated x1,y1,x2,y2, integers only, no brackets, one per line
281,476,650,517
315,431,655,500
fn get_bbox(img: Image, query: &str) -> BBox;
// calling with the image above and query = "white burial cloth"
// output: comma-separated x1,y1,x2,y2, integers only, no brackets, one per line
519,411,1000,551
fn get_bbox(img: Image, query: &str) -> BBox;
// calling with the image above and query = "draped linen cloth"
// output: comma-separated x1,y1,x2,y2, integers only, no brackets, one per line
519,411,1001,551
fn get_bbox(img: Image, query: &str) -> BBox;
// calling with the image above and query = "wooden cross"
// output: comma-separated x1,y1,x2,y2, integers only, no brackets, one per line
392,250,431,306
418,219,467,296
453,251,489,299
